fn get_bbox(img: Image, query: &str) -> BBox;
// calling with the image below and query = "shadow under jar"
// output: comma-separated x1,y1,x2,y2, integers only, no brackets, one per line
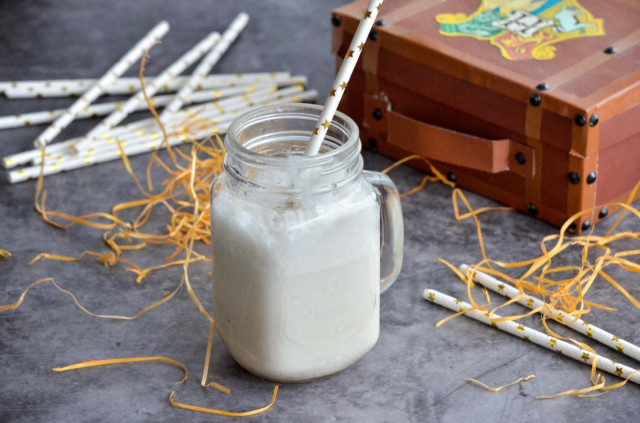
210,103,403,382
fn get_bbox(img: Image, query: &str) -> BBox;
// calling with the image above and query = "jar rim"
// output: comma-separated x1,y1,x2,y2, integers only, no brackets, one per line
225,103,360,165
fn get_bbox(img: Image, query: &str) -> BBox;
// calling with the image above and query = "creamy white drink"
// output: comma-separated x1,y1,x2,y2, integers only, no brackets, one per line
211,104,403,382
212,177,380,382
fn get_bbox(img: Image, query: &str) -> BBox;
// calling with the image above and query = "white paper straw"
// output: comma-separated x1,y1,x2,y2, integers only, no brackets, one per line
8,89,317,183
422,288,640,385
31,85,303,164
0,97,174,130
69,85,287,153
0,85,268,130
75,31,221,152
76,86,288,149
189,84,273,104
2,78,158,97
34,88,316,173
52,86,297,161
160,13,249,120
3,84,293,169
2,72,292,98
86,89,296,155
304,0,382,156
88,83,280,141
460,264,640,363
32,21,170,148
95,79,297,139
1,84,278,169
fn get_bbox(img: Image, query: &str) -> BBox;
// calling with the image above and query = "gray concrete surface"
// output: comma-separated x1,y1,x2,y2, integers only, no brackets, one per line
1,1,639,422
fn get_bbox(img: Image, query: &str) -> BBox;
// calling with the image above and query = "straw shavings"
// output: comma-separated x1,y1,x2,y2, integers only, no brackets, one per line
53,356,189,385
0,275,184,320
1,53,639,407
0,50,285,416
449,186,640,397
0,248,10,258
382,157,640,398
464,374,535,392
169,386,279,417
381,154,455,197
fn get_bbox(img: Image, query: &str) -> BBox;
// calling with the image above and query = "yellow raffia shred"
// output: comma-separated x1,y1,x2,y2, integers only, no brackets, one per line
447,183,640,397
0,275,184,320
538,369,640,399
53,356,188,384
0,49,280,416
464,374,535,392
207,381,232,394
381,154,454,198
169,386,279,417
1,46,638,408
0,248,11,258
383,154,640,398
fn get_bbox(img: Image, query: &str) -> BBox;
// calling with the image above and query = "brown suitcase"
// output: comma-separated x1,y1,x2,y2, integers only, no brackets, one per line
332,0,640,233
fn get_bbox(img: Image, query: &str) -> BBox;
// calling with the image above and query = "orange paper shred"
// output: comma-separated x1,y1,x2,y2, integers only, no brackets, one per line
169,386,279,417
464,374,535,392
445,182,640,397
53,356,189,385
383,155,640,398
0,52,281,417
2,41,640,411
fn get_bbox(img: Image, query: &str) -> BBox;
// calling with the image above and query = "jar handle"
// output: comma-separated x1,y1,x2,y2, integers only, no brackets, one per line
363,170,404,294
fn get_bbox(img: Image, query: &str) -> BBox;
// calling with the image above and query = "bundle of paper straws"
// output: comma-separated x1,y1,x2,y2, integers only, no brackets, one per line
1,14,318,183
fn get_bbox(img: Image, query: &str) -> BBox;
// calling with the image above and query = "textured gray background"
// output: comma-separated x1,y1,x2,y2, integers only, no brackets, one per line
1,1,639,422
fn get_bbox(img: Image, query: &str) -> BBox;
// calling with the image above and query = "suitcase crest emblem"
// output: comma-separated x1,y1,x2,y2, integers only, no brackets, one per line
436,0,604,61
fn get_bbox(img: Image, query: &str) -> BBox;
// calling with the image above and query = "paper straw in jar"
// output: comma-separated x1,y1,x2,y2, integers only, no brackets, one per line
160,13,249,120
304,0,383,156
2,72,292,98
460,264,640,363
32,21,170,148
422,288,640,386
7,89,318,183
76,31,221,150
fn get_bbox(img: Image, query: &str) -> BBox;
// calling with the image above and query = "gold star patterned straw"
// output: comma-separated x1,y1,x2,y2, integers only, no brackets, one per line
0,95,175,130
66,86,305,159
460,265,640,363
73,31,221,153
7,89,318,183
1,77,301,169
2,77,171,98
0,85,266,130
1,72,291,98
32,21,170,148
422,288,640,386
159,13,250,120
304,0,383,156
26,85,283,167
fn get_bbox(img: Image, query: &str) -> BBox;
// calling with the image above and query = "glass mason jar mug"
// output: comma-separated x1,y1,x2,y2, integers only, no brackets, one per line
210,103,404,382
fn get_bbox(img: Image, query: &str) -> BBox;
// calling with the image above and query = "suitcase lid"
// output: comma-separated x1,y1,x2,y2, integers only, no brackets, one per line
334,0,640,121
